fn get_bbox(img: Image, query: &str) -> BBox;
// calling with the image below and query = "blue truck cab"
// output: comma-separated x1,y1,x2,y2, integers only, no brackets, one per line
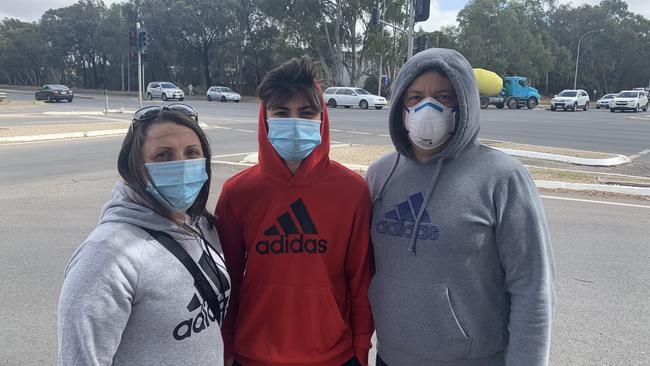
481,76,542,109
501,76,541,109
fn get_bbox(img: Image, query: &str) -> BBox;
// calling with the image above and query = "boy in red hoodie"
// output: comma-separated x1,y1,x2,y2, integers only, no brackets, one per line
215,57,374,366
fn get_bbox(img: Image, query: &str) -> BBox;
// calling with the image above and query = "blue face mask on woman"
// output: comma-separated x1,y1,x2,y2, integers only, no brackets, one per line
267,118,322,162
145,158,208,212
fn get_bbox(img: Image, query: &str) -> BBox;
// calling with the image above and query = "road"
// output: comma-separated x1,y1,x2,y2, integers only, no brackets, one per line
0,89,649,365
2,89,650,156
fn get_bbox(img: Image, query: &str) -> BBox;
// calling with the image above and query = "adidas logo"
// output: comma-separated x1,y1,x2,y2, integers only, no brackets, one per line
376,192,440,241
173,253,229,341
256,198,328,255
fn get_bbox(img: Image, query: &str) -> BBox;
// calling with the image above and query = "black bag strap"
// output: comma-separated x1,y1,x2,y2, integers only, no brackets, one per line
142,227,221,317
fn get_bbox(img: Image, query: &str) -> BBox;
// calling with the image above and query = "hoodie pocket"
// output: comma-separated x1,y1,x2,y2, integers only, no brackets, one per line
369,274,471,361
235,283,350,362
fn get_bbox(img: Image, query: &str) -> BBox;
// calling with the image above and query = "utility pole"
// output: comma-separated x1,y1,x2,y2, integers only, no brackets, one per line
574,29,603,90
136,22,143,108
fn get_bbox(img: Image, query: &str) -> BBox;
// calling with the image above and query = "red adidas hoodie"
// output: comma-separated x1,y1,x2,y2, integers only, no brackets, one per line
215,101,374,366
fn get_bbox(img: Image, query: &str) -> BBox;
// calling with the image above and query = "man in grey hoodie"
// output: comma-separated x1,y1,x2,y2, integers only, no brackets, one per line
365,48,555,366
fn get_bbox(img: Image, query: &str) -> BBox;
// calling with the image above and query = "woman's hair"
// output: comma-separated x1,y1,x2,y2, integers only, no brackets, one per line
256,56,323,112
117,110,214,228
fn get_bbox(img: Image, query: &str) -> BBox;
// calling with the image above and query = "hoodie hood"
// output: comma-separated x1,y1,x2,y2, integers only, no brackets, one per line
99,181,200,240
389,48,481,162
257,94,331,186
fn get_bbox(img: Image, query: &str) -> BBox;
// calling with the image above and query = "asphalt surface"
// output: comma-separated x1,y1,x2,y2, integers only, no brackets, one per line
2,89,650,156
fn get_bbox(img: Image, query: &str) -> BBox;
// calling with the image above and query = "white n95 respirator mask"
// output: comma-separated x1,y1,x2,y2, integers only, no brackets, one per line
404,97,456,150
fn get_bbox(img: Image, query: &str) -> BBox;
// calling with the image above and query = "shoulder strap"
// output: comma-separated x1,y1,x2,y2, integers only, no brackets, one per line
142,227,222,317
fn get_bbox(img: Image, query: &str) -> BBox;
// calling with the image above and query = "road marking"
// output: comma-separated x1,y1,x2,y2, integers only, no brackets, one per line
234,128,255,133
639,149,650,155
629,155,641,160
213,152,257,158
540,195,650,209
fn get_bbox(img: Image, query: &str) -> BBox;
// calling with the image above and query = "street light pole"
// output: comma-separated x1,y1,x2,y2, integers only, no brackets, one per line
574,29,603,89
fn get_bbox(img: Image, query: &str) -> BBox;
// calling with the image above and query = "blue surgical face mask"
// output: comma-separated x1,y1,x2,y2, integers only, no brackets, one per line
145,158,208,212
267,118,322,162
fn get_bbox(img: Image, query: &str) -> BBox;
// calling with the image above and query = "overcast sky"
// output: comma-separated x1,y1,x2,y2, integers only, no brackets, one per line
0,0,648,31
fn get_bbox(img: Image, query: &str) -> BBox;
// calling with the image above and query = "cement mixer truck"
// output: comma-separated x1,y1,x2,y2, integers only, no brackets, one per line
473,68,541,110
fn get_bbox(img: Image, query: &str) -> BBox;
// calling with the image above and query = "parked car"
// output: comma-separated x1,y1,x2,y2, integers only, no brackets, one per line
610,90,648,112
323,87,387,109
206,86,241,102
35,84,73,102
596,93,617,109
146,82,184,101
550,89,590,111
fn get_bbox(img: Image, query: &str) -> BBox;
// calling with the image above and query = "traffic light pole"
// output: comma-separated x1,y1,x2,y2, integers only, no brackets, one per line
407,0,415,59
136,22,142,108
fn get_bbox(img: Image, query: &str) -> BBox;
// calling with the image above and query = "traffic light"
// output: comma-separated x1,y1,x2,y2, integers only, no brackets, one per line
137,28,147,52
128,29,137,49
371,7,380,26
414,34,428,54
414,0,430,22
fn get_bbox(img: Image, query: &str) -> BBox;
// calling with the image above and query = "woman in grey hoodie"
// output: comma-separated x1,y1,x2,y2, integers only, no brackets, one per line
58,106,230,365
366,49,555,366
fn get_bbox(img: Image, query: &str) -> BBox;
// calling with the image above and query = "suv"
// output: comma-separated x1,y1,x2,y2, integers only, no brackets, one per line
146,82,184,101
323,87,387,109
207,86,241,102
551,89,590,111
610,90,648,112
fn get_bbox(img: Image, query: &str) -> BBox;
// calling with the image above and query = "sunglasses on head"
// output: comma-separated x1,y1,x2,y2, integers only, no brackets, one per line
132,104,199,123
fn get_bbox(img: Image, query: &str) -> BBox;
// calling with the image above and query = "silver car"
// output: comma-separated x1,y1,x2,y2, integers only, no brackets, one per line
596,94,617,109
146,82,184,101
207,86,241,102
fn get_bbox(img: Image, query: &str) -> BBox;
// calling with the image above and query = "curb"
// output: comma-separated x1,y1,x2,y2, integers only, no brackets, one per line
0,129,128,143
225,155,648,196
0,122,210,143
212,158,650,197
535,180,650,196
43,110,134,116
493,147,630,167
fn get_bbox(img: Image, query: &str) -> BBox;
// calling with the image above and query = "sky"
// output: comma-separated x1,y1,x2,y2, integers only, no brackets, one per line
0,0,649,30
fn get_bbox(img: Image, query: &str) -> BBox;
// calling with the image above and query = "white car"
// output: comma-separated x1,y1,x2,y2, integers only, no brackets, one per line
323,87,387,110
610,90,648,112
146,82,184,101
207,86,241,102
551,89,590,111
596,94,617,109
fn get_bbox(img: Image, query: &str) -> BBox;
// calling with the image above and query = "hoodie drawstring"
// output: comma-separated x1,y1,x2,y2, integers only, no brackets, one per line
408,158,443,256
372,154,401,203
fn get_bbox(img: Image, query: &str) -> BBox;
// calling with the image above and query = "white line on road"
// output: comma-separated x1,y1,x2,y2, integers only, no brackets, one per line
212,152,257,158
234,128,255,133
540,195,650,209
638,149,650,155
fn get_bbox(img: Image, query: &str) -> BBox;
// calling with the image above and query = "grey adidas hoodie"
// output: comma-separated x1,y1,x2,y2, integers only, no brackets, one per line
58,181,230,366
365,49,555,366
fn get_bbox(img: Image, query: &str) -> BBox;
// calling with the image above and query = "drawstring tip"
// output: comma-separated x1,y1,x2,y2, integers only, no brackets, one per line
408,247,416,256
